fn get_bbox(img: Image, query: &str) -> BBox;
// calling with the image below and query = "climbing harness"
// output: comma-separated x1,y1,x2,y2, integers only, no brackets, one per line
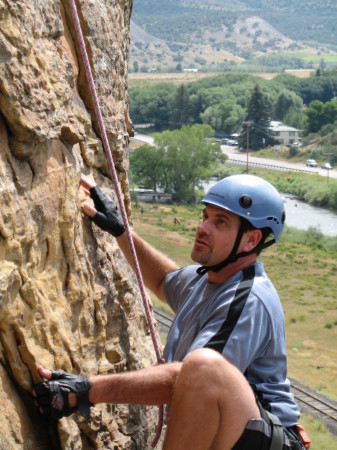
265,411,310,450
68,1,164,446
265,411,284,450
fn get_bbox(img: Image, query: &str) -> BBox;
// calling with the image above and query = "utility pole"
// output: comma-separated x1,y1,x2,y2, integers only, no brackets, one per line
324,152,332,184
244,121,252,174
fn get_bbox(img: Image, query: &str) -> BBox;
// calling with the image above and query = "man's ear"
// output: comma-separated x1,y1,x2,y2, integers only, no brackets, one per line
242,229,263,252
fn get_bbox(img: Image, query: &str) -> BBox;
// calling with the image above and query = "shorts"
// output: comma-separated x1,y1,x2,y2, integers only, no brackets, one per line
232,401,306,450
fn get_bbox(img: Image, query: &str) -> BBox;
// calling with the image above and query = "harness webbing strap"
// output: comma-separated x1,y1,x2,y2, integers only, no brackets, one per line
205,265,255,353
68,1,164,446
266,411,284,450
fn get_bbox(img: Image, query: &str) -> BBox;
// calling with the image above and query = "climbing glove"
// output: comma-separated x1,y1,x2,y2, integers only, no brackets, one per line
34,370,93,420
89,185,125,237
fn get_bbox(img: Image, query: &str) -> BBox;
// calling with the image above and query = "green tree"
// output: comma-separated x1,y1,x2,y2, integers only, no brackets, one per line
304,100,324,134
130,125,225,203
190,93,203,124
304,100,337,135
201,98,244,133
273,71,337,104
129,145,163,191
274,90,303,122
155,125,225,202
239,84,274,151
283,109,303,130
323,100,337,126
170,84,191,128
129,83,176,129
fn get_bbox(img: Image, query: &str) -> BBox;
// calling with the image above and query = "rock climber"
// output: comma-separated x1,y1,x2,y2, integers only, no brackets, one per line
33,173,310,450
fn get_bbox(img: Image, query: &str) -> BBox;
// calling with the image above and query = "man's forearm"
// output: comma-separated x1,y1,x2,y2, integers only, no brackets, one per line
89,362,181,406
117,231,179,302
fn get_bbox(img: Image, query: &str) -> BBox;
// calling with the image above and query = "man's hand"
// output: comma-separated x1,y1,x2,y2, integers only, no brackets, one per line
81,173,125,237
33,365,93,420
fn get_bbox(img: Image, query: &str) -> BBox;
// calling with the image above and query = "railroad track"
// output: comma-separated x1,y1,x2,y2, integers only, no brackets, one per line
154,307,174,333
154,307,337,434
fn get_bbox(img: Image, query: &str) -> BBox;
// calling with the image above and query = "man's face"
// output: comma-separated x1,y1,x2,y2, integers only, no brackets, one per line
191,204,242,267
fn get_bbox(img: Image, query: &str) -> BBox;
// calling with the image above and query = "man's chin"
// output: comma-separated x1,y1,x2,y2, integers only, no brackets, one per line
191,249,210,265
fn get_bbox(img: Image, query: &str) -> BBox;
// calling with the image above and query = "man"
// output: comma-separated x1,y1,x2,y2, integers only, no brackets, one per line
34,174,309,449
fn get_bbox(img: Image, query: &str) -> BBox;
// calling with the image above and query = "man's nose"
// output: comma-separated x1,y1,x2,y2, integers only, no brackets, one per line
197,220,211,235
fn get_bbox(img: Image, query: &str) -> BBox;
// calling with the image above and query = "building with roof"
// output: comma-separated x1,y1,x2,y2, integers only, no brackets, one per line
269,121,300,146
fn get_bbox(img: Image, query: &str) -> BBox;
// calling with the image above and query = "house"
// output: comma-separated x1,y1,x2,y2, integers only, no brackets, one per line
269,121,300,146
133,188,173,204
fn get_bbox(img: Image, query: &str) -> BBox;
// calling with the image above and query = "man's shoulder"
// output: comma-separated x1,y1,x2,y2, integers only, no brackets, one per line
164,264,205,312
250,263,283,313
167,264,202,281
164,264,205,296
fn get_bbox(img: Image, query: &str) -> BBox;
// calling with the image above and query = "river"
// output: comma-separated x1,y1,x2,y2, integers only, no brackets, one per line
282,195,337,236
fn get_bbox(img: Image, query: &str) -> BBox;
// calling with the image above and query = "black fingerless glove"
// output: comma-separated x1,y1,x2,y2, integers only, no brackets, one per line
34,371,93,420
89,186,125,237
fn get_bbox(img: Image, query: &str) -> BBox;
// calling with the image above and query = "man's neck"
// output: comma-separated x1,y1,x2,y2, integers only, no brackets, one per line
206,254,258,284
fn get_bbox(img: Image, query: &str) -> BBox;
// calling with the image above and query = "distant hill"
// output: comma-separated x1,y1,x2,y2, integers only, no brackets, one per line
129,0,337,72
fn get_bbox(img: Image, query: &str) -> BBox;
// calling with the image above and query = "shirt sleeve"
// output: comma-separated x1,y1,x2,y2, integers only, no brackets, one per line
164,265,201,313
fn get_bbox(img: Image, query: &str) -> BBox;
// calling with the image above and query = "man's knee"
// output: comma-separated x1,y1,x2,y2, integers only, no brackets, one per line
179,348,252,398
183,348,234,373
184,348,226,370
177,349,228,392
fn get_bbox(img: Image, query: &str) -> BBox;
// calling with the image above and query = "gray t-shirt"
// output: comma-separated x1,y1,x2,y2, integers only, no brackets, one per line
163,262,300,427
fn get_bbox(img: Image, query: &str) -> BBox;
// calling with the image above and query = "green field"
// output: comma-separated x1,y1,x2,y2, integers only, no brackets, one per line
131,199,337,449
280,52,337,65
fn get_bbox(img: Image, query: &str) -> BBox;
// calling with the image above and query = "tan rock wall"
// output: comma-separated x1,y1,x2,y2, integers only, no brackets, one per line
0,1,160,448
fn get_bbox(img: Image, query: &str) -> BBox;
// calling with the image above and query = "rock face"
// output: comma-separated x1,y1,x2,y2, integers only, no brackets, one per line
0,1,160,448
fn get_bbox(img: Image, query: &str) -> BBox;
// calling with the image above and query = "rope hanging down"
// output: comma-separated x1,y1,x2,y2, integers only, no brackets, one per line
68,3,165,444
68,1,162,364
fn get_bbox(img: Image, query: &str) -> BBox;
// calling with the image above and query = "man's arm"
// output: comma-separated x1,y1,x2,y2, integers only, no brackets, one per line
35,362,182,411
89,362,181,406
116,231,178,302
81,173,178,303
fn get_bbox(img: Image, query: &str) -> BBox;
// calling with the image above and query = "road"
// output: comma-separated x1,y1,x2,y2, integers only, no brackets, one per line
131,134,337,179
222,145,337,179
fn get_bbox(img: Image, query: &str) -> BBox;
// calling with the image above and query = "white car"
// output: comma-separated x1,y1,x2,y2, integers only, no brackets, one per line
321,162,332,170
227,139,238,146
306,159,318,167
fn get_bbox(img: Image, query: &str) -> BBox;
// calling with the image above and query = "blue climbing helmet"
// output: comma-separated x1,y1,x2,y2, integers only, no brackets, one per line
197,174,285,275
202,174,285,242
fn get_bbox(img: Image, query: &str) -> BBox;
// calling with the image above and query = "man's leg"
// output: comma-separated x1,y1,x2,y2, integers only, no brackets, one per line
163,348,261,450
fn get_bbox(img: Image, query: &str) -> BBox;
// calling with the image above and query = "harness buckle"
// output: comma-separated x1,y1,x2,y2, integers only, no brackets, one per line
296,424,311,449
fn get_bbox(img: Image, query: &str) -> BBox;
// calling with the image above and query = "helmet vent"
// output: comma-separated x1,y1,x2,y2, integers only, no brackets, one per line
239,194,253,209
267,216,279,224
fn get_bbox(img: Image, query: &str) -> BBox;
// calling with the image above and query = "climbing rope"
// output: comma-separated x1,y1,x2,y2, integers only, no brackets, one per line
68,1,164,446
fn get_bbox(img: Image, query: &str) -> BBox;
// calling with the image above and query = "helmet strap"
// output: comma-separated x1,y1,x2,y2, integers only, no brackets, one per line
196,224,275,276
196,222,246,275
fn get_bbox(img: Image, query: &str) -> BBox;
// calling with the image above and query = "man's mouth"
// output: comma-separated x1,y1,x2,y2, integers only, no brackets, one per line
195,238,210,249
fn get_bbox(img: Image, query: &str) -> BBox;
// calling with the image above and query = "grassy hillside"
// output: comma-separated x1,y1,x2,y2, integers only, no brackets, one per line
130,0,337,73
133,0,337,47
244,0,337,45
